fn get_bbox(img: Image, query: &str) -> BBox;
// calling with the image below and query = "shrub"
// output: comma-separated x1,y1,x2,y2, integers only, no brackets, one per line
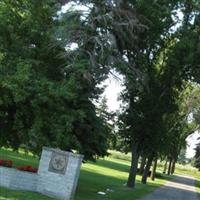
17,165,38,173
0,160,13,168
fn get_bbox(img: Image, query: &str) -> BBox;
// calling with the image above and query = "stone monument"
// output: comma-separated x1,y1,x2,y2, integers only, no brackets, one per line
37,147,84,200
0,147,84,200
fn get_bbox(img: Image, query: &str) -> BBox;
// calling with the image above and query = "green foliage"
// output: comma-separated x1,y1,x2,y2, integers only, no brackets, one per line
194,143,200,170
0,0,110,160
178,149,188,165
113,0,200,185
186,86,200,126
117,0,185,155
1,0,200,188
0,0,64,151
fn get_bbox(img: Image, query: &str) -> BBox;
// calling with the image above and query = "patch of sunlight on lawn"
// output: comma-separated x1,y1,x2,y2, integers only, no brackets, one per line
0,197,8,200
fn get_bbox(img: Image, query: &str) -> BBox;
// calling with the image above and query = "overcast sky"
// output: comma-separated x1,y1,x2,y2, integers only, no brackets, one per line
186,131,199,158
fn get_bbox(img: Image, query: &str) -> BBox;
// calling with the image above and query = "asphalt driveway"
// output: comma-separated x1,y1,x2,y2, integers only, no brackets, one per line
140,175,198,200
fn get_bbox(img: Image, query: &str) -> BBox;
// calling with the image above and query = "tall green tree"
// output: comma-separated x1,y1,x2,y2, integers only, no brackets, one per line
56,0,146,161
118,0,200,186
0,0,110,160
117,0,185,186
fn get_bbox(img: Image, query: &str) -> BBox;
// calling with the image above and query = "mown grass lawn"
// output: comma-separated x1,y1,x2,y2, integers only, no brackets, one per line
0,148,171,200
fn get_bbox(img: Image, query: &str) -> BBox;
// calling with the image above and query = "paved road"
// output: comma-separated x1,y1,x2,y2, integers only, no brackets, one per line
140,175,198,200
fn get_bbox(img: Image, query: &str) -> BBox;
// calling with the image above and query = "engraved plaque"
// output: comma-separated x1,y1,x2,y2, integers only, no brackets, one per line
48,151,68,175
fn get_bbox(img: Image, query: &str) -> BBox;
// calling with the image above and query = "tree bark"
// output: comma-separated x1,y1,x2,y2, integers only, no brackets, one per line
171,159,176,174
127,142,139,188
139,156,146,174
141,153,154,184
151,157,157,181
163,159,168,174
167,158,172,175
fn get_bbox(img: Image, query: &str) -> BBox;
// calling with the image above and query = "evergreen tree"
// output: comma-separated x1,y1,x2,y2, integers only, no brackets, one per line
0,0,110,160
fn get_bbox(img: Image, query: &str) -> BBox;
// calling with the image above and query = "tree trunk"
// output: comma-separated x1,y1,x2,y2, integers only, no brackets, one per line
151,158,157,181
127,142,139,188
139,156,146,174
167,158,172,175
163,159,168,174
141,153,154,184
171,159,176,174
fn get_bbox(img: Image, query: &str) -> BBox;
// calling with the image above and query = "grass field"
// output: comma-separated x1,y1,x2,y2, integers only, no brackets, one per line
0,148,196,200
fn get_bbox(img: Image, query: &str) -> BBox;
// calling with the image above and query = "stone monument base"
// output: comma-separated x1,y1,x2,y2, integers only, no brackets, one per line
0,147,84,200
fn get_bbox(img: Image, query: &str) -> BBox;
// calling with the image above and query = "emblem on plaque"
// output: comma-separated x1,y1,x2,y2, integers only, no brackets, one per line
48,151,68,174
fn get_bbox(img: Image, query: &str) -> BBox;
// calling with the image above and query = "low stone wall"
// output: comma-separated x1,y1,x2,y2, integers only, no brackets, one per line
0,167,37,191
0,147,83,200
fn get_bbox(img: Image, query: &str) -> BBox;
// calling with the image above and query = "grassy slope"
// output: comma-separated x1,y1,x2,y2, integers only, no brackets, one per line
0,148,171,200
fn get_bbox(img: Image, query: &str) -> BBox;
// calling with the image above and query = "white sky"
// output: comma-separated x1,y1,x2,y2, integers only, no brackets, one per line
103,74,124,111
186,131,199,158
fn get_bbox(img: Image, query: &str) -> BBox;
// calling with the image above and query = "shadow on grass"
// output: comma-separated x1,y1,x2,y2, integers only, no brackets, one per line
0,187,58,200
90,159,172,182
93,159,130,173
157,173,174,181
